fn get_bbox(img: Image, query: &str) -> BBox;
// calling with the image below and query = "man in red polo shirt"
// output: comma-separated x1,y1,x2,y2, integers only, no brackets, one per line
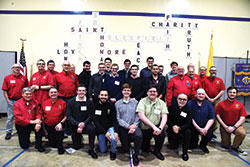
2,64,29,140
47,59,59,76
166,66,195,107
13,87,44,152
54,60,78,102
215,86,247,156
204,66,225,107
185,64,202,92
38,87,66,154
199,66,207,89
30,59,54,105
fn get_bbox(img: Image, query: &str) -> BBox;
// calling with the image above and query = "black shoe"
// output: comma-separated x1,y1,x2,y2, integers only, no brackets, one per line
5,133,11,140
152,151,165,160
200,146,209,153
110,152,116,160
212,134,217,139
182,153,189,161
132,154,140,166
88,150,98,159
58,148,65,155
37,147,45,152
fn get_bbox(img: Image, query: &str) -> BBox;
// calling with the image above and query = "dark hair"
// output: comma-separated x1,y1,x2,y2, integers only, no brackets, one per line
152,64,158,67
159,65,164,68
83,61,91,66
146,56,154,61
147,85,158,92
99,89,109,95
130,64,139,70
227,86,238,93
122,83,132,90
49,86,58,92
47,60,55,65
104,57,112,62
37,59,45,65
124,59,131,64
77,84,86,90
170,61,178,67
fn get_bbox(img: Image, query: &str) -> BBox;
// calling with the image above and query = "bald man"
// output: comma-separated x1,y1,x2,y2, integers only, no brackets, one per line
187,88,215,153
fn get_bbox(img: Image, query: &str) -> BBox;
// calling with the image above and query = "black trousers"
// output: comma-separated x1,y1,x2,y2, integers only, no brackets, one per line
45,124,64,150
141,128,165,153
15,124,43,149
190,127,214,148
167,128,191,154
118,126,143,156
71,124,96,150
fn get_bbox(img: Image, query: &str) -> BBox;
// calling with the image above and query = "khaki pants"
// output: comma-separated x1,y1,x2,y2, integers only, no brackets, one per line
220,125,246,148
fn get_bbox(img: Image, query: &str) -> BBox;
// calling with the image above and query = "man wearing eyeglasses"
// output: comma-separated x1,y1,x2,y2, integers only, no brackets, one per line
103,63,124,103
137,85,168,161
167,93,192,161
30,59,54,105
187,88,215,153
2,64,29,140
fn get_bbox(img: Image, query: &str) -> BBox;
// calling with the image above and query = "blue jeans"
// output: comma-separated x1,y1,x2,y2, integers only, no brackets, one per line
6,100,16,134
97,127,117,153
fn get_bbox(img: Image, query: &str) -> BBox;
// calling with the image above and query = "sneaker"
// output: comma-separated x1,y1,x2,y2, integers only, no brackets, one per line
231,146,248,156
88,150,98,159
110,152,116,160
132,154,140,166
5,133,11,140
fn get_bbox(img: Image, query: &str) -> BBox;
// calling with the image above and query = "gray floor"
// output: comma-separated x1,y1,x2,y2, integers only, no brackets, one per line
0,116,250,167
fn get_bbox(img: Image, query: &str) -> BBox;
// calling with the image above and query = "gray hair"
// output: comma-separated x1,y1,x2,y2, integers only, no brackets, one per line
22,87,32,94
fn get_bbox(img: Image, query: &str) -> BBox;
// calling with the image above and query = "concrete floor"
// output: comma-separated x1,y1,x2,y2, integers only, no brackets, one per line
0,116,250,167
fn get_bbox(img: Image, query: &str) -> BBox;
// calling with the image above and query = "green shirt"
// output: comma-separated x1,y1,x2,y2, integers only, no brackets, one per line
136,97,168,130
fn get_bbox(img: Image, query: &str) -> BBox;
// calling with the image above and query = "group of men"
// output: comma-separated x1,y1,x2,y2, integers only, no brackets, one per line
1,56,248,166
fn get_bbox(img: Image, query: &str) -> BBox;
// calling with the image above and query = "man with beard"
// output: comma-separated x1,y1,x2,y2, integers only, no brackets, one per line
204,66,225,107
2,64,29,140
92,90,119,160
38,87,66,154
78,61,91,90
115,84,143,166
187,88,215,153
13,87,44,152
47,60,59,76
185,65,202,92
67,84,98,159
166,66,195,107
145,64,166,100
125,65,145,101
88,63,106,103
30,59,54,105
137,85,168,161
167,93,192,161
215,86,247,156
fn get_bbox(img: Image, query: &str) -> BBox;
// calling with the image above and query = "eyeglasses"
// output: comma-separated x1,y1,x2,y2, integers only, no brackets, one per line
148,90,157,93
37,63,45,65
177,98,187,101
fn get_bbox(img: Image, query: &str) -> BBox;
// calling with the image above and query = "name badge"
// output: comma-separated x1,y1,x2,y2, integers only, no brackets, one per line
102,79,105,83
45,106,51,111
180,111,187,118
154,109,161,115
10,80,16,83
114,81,120,86
81,106,87,111
95,110,102,115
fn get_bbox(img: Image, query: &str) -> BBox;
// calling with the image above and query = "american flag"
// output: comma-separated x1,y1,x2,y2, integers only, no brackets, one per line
19,42,27,77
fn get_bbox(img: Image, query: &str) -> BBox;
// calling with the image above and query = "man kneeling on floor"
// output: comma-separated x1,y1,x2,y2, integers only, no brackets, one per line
215,86,248,156
13,87,44,152
137,85,168,160
67,84,98,159
38,87,66,154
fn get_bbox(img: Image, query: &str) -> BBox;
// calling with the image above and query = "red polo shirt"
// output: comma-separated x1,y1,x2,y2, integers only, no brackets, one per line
166,75,195,107
30,70,54,104
39,98,66,126
55,71,78,98
2,73,28,99
13,98,40,126
215,99,247,125
199,75,207,89
47,70,59,76
185,73,202,92
204,76,226,98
